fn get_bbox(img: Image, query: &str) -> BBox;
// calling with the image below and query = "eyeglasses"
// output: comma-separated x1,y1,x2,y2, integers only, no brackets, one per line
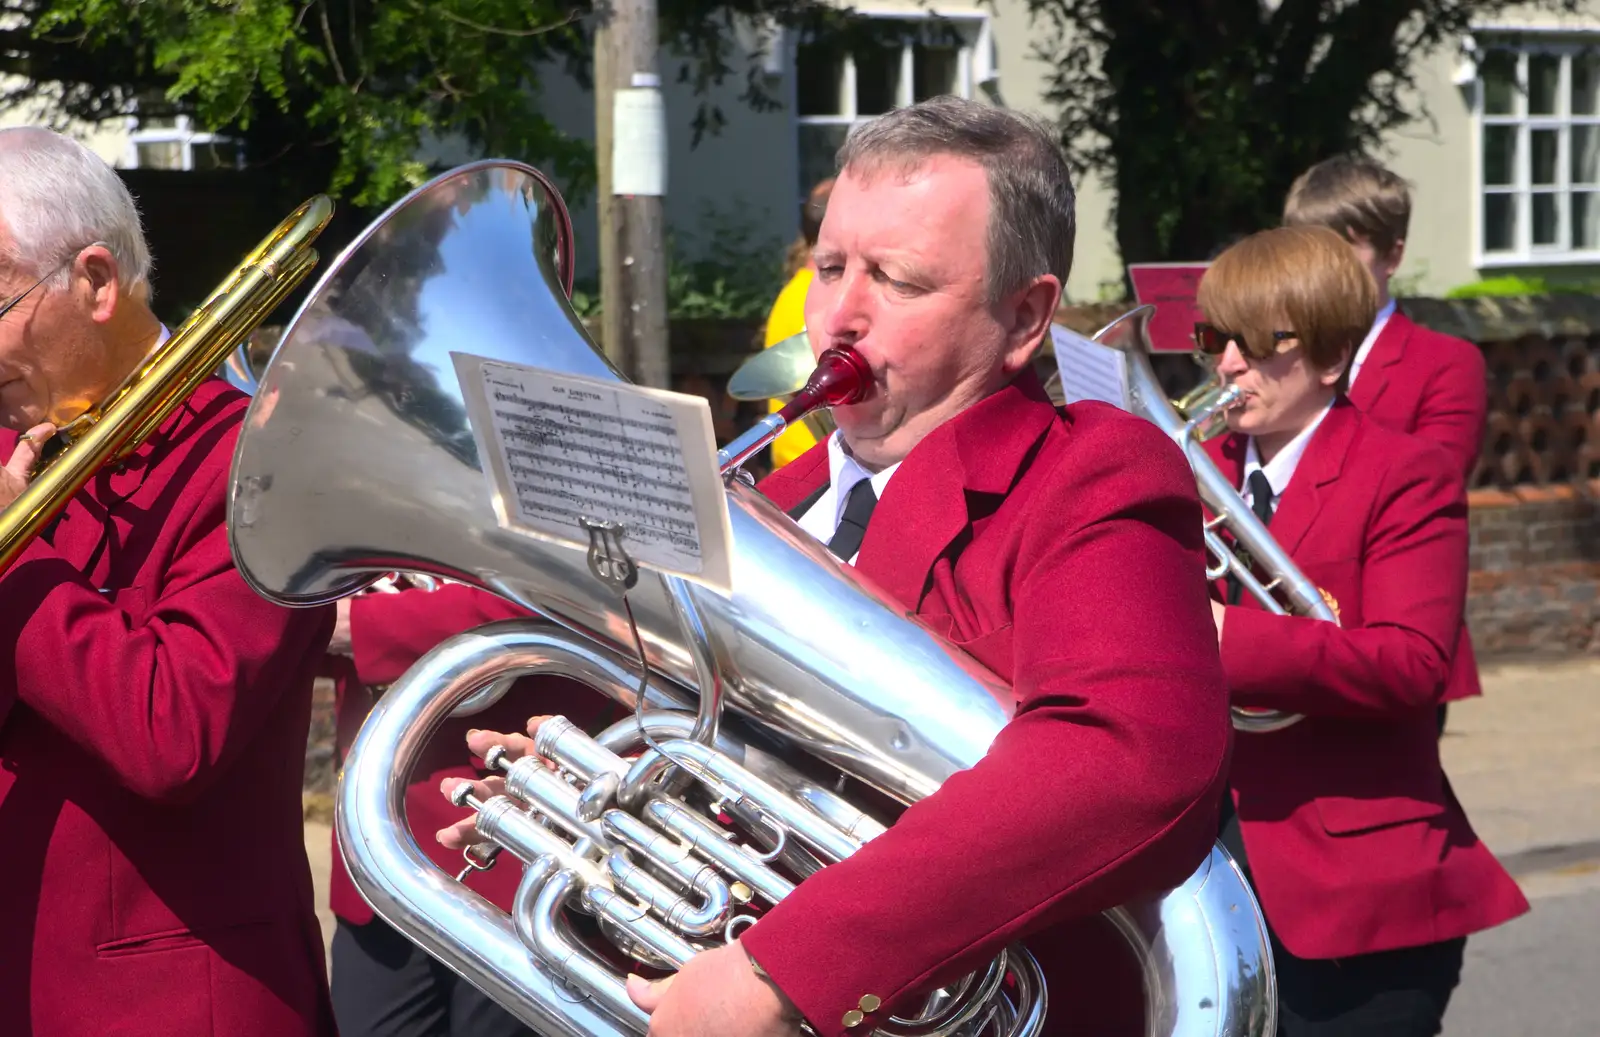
1193,322,1301,360
0,245,105,324
0,272,53,323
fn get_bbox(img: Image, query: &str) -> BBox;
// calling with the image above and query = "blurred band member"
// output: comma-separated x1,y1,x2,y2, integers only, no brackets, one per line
1198,226,1528,1037
0,127,337,1035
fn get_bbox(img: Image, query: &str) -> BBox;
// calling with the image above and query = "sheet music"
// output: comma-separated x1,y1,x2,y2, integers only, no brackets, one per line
1048,324,1131,410
452,354,733,594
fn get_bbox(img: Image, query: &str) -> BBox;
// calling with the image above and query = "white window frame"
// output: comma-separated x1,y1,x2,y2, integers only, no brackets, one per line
121,114,244,172
791,10,992,206
1471,30,1600,267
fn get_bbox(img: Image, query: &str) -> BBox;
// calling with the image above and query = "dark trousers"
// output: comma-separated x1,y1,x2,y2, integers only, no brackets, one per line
1220,798,1466,1037
331,916,544,1037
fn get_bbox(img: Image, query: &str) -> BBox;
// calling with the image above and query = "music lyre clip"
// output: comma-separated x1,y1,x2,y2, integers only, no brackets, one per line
581,517,638,596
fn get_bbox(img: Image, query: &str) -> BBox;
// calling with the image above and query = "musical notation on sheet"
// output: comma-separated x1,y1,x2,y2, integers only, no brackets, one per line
1049,324,1130,410
452,353,733,594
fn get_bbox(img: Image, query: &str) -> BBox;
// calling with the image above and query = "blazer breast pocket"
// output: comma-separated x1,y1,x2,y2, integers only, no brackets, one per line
1316,793,1446,836
921,613,1014,676
106,584,151,623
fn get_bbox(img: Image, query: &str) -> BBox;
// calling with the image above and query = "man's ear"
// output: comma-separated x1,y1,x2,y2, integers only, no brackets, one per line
1322,345,1353,389
74,244,122,324
1002,275,1062,374
1384,238,1407,280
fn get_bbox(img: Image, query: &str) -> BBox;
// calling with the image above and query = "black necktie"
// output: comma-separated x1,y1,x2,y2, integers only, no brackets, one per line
1227,470,1275,604
826,478,878,561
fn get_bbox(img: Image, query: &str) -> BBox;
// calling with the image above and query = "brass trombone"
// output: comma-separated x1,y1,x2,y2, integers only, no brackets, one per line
0,196,334,574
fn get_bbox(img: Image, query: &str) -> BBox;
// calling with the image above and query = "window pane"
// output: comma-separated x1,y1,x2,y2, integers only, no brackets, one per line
1484,192,1516,251
1530,53,1560,114
1482,50,1518,115
1573,52,1600,114
855,42,902,115
1532,128,1558,185
134,141,184,170
1533,191,1559,245
798,123,850,202
1484,125,1517,185
1573,191,1600,248
796,44,846,116
191,140,240,170
913,43,960,101
1573,126,1600,184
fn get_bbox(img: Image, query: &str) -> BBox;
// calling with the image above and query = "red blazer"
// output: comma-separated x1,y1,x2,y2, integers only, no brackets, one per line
1207,400,1527,960
739,369,1231,1037
0,379,338,1037
1349,311,1487,702
330,584,618,924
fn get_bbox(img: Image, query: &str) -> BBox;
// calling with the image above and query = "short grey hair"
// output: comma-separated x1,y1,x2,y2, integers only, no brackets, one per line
835,96,1076,302
0,127,153,294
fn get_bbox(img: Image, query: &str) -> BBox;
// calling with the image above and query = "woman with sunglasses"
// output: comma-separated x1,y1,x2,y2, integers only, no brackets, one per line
1195,225,1526,1037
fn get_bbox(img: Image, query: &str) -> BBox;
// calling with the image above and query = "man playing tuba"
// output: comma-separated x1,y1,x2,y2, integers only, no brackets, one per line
438,96,1233,1037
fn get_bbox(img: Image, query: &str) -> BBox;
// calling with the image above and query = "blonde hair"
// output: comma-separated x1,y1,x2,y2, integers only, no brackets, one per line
1196,225,1378,392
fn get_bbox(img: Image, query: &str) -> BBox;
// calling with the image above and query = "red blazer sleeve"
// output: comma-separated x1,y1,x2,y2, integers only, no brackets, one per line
739,421,1231,1037
0,467,334,805
350,584,534,688
1221,445,1466,717
1414,335,1487,482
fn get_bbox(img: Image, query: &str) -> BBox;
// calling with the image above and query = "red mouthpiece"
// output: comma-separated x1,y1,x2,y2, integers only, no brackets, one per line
776,346,872,425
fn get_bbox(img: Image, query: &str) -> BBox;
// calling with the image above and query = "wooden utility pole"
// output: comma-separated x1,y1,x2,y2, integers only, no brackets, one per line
595,0,670,389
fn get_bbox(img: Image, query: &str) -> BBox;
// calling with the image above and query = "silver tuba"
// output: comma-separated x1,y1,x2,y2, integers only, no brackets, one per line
227,161,1276,1036
1065,306,1339,734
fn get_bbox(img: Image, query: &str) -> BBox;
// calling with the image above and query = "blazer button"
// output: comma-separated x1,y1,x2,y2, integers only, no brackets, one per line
858,995,882,1013
841,1009,865,1028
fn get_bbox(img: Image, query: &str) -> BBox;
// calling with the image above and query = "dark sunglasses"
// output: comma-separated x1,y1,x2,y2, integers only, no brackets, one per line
1193,322,1300,360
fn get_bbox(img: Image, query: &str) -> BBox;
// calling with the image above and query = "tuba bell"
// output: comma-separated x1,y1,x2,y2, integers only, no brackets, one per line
0,196,333,574
227,160,1277,1036
1062,306,1340,734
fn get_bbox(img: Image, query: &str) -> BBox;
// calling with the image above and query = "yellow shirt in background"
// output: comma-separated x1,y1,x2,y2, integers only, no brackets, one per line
762,268,821,468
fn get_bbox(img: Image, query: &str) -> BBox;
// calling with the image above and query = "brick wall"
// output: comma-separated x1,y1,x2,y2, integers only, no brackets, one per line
1466,485,1600,655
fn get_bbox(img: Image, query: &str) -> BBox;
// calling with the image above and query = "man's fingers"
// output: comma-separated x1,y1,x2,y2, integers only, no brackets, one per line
626,973,672,1013
464,728,535,765
4,422,54,480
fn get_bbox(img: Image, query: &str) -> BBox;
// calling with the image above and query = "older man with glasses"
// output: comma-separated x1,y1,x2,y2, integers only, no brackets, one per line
0,127,338,1036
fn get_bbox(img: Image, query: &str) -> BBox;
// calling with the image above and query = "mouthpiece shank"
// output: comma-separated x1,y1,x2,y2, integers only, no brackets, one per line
716,346,872,474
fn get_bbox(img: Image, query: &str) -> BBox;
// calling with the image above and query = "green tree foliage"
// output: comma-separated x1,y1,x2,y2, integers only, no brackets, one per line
0,0,853,209
1024,0,1581,274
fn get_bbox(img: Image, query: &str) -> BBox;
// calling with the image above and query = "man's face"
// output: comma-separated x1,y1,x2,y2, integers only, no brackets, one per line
0,223,109,430
803,155,1050,469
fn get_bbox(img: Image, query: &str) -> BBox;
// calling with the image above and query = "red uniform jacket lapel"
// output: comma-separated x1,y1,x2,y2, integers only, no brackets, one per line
756,369,1058,620
1208,398,1358,560
1347,313,1409,415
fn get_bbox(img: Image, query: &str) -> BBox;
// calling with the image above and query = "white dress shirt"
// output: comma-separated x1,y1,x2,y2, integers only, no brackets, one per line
1347,298,1396,390
1241,399,1335,516
795,431,901,566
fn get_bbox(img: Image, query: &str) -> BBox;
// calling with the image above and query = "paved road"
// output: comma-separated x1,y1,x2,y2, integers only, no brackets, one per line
1439,656,1600,1036
305,655,1600,1029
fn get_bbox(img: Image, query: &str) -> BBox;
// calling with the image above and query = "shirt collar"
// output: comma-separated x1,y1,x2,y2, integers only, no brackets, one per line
825,430,901,527
1348,298,1396,388
1243,397,1335,499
